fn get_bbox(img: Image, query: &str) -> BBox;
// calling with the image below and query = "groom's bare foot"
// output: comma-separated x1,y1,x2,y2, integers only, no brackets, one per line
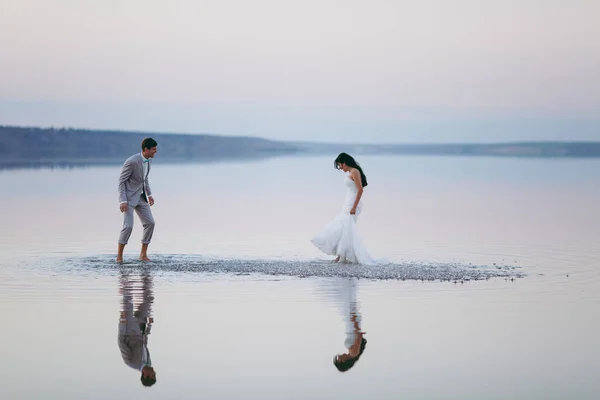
116,243,125,264
139,244,150,262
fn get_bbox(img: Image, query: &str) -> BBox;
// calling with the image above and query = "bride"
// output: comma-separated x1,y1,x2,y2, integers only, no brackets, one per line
311,152,377,265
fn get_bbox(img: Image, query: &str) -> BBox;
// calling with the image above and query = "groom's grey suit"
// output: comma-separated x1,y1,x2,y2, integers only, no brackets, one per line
118,153,155,245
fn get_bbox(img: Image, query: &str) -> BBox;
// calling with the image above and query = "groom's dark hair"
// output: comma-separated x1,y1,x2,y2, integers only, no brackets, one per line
141,372,157,387
141,138,158,150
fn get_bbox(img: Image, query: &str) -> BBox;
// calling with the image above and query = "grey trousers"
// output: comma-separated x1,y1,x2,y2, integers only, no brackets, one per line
118,197,155,245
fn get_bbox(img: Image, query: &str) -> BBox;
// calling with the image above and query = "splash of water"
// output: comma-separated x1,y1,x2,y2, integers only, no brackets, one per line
61,254,525,282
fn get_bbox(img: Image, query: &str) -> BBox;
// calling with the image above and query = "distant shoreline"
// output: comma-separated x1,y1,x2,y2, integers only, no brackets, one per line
1,125,600,169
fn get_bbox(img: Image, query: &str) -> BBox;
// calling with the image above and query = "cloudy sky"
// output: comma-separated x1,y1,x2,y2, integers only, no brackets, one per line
1,0,598,143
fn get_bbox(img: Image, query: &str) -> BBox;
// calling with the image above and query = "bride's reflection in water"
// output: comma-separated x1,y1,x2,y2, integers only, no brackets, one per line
331,278,367,372
118,267,156,387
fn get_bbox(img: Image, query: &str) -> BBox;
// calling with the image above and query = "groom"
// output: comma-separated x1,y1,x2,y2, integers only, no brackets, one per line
118,268,157,386
117,137,158,263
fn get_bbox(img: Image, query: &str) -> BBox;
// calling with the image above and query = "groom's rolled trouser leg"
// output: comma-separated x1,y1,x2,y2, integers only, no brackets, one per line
118,206,135,245
135,202,155,244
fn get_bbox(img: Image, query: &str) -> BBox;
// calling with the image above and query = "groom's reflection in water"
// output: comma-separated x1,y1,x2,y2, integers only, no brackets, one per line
332,278,367,372
118,267,157,387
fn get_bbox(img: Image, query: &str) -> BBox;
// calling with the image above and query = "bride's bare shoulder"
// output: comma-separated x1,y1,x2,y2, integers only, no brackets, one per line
348,168,360,180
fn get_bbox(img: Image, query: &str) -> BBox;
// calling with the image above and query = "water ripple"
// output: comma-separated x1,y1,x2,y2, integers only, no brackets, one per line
59,254,525,282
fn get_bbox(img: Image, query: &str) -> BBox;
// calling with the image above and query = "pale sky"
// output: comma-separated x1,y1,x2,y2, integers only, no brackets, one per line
1,0,599,143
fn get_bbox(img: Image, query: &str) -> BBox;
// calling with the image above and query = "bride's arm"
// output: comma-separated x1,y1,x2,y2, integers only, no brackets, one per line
350,170,363,214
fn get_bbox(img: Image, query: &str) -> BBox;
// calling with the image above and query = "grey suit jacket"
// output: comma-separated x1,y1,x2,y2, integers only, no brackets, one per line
118,153,152,207
118,332,151,371
118,309,153,370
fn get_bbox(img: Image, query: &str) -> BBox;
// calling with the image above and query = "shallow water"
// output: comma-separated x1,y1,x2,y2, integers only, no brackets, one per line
1,155,599,399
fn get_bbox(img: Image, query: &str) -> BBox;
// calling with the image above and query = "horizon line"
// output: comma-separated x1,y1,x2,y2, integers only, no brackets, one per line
2,123,600,146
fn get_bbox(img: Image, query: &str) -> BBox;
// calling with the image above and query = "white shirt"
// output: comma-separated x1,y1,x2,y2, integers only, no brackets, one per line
141,152,149,185
140,343,151,371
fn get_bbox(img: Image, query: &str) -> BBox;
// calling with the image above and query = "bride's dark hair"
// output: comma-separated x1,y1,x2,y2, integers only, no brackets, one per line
333,338,367,372
334,153,368,187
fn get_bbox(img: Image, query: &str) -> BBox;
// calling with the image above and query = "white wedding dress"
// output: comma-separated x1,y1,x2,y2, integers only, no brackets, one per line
311,172,377,265
315,278,362,349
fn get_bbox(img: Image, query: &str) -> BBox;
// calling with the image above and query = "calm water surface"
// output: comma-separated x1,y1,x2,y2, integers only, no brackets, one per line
0,155,599,399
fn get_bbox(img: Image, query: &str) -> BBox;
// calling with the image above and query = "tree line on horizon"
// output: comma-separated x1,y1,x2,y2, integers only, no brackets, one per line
1,125,599,168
